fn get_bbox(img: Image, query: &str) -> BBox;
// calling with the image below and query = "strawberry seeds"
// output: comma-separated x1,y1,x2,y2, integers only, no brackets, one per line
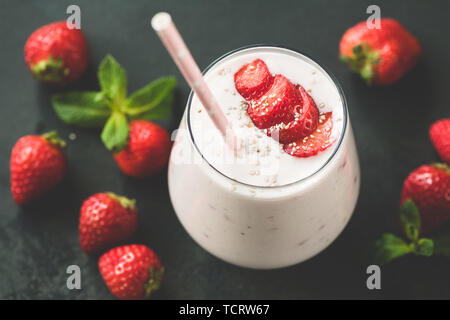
234,59,335,157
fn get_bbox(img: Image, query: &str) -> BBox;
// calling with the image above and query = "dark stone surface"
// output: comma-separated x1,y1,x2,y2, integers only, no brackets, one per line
0,0,449,299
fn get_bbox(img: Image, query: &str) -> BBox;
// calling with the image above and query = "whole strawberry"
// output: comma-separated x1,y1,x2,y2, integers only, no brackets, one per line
430,119,450,164
99,244,164,300
10,131,67,205
79,193,138,255
340,18,422,85
113,120,171,178
24,21,88,85
401,164,450,234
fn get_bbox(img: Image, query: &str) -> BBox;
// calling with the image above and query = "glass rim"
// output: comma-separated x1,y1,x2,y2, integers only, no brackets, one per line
185,44,348,189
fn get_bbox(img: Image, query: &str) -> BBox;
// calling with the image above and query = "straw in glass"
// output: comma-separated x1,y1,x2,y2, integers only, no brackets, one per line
151,12,240,150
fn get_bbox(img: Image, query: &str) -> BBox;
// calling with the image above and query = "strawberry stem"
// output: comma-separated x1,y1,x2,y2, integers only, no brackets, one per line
143,266,164,298
340,43,381,85
41,131,66,148
106,192,136,210
432,163,450,174
31,55,69,83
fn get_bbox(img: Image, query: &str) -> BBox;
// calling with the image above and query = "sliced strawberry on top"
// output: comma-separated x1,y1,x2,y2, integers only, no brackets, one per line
268,85,319,144
283,112,334,157
247,74,299,129
234,59,273,100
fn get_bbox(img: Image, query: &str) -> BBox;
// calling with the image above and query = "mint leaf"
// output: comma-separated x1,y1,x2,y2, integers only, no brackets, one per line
98,54,127,105
124,76,176,120
374,233,413,265
130,90,174,120
100,112,129,153
52,91,111,127
414,238,434,257
400,199,421,241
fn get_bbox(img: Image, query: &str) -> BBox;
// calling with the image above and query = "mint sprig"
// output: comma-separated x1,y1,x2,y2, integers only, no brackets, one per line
374,199,437,265
52,54,176,153
374,233,415,265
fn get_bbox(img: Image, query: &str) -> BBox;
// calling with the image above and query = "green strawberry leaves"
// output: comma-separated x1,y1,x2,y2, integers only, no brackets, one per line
374,200,435,265
51,55,176,153
340,43,380,85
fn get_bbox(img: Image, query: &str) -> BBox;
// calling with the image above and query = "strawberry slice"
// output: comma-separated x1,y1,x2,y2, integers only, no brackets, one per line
268,85,319,144
234,59,273,100
247,74,299,129
283,112,334,157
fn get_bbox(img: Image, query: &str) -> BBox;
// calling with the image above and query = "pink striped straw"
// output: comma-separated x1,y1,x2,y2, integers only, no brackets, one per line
151,12,240,150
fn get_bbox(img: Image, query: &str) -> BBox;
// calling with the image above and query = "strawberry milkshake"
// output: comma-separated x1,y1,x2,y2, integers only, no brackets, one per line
168,45,360,269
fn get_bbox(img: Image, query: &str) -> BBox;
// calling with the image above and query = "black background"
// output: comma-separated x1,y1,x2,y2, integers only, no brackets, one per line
0,0,449,300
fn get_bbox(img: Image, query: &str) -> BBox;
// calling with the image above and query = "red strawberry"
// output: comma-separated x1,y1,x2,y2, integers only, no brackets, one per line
10,131,67,205
24,21,88,85
247,74,299,129
400,164,450,234
113,120,171,178
339,18,422,85
430,119,450,164
268,85,319,144
79,193,138,255
234,59,273,100
99,244,164,300
283,112,334,157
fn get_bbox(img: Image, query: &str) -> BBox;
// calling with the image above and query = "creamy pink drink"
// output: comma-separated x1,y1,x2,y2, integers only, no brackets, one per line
168,46,360,269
